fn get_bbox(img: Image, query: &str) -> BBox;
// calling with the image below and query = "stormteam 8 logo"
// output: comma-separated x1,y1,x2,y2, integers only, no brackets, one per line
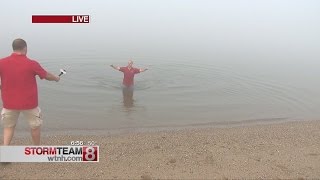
0,146,99,162
83,146,98,161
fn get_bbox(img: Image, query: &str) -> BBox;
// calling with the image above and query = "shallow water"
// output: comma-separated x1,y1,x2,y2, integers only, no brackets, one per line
6,54,317,133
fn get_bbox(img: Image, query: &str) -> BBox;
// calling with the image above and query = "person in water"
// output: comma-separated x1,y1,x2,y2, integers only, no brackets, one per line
111,60,148,108
110,60,148,88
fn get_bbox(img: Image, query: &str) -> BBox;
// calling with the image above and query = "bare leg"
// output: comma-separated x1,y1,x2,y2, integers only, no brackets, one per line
31,127,41,145
3,127,15,145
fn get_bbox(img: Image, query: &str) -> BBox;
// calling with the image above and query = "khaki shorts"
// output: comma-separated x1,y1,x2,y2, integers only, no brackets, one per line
1,107,43,129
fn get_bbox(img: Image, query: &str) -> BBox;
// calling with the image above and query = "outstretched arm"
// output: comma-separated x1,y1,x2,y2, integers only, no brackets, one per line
110,64,120,71
139,68,148,73
45,72,60,82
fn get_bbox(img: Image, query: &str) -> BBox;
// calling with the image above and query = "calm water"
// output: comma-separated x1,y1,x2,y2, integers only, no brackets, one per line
8,53,317,133
7,52,320,130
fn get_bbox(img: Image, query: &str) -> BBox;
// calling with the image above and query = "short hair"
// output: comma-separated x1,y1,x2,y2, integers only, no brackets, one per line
12,38,27,51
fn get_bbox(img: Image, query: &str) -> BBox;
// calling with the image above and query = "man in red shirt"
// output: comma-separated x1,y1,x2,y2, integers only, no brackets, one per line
110,60,148,88
0,38,60,145
111,60,148,108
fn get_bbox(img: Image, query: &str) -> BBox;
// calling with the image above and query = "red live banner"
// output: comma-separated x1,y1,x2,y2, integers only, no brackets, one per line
32,15,90,23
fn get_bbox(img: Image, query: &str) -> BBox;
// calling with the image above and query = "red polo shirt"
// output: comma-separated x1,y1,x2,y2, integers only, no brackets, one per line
119,67,140,87
0,53,47,110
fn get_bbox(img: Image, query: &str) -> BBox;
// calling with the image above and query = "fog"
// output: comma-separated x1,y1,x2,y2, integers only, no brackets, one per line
0,0,319,62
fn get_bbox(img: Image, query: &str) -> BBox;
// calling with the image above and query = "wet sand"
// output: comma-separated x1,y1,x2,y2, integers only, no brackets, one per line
1,120,320,179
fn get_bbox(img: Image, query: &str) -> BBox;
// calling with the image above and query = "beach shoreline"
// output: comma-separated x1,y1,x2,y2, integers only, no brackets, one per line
1,120,320,179
8,117,312,137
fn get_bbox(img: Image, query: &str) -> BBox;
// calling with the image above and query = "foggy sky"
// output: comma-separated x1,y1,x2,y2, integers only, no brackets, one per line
0,0,319,61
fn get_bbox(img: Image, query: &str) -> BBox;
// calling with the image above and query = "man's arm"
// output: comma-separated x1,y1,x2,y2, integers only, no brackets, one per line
32,61,59,82
45,72,60,82
110,65,120,70
139,68,148,73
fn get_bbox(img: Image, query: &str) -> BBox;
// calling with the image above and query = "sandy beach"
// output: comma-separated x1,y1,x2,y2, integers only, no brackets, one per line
1,120,320,179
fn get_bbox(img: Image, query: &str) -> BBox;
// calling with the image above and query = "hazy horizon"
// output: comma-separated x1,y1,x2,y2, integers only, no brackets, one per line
0,0,319,62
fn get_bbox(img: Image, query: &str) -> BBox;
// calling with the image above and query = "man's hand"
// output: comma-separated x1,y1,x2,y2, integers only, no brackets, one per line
45,72,61,82
140,68,148,72
111,65,120,70
55,76,60,82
